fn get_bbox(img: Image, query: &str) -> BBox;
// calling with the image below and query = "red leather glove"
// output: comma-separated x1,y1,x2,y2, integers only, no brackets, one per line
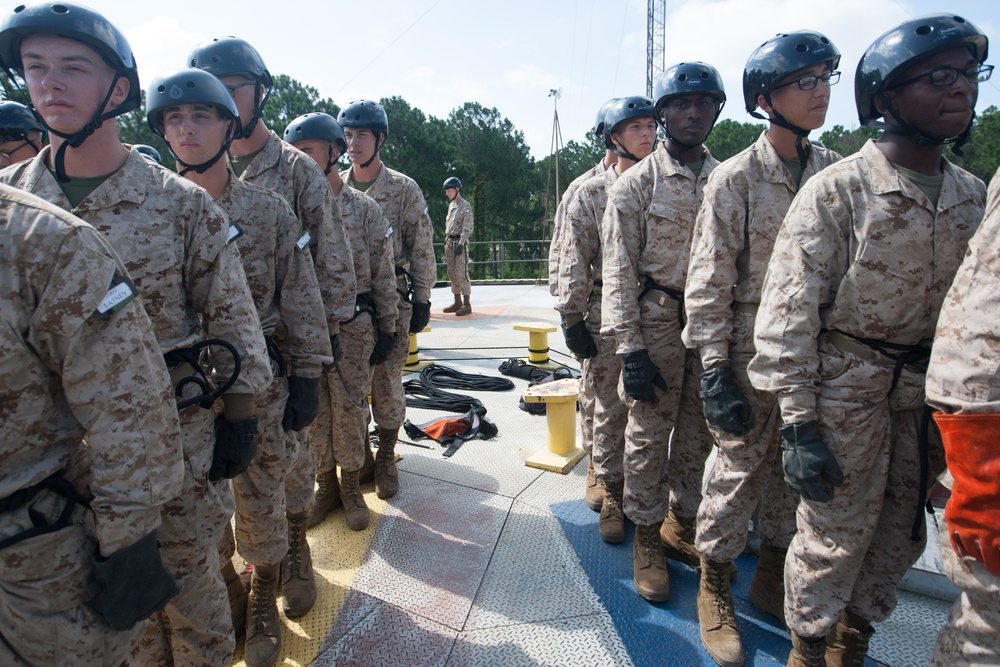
934,412,1000,576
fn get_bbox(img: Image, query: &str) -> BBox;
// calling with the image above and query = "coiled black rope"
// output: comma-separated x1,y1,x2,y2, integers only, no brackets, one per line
403,378,486,416
418,363,515,392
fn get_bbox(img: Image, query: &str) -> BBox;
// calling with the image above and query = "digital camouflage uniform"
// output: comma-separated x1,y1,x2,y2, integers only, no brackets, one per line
747,139,985,638
445,193,473,296
548,160,605,296
557,167,627,486
1,146,272,667
213,172,331,569
0,183,182,666
684,132,842,562
239,131,357,516
311,186,397,474
601,142,718,526
925,168,1000,667
341,163,436,431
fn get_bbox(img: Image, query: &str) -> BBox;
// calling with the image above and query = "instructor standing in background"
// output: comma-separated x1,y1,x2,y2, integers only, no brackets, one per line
443,176,473,316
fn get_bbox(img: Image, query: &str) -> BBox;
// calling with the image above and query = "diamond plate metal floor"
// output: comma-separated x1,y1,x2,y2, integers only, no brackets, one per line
229,283,955,667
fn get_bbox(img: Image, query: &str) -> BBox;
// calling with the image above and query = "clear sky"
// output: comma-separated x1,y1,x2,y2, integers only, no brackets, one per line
28,0,1000,159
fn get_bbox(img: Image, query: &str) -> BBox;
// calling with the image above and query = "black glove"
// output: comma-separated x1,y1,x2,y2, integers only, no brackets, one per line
330,334,343,366
283,376,321,431
779,421,844,503
620,349,668,403
562,320,597,359
454,244,464,256
700,365,755,436
210,415,259,480
410,300,431,333
86,531,179,631
370,331,397,365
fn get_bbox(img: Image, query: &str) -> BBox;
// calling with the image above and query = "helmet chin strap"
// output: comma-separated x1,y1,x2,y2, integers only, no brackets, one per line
608,135,643,163
42,74,120,182
752,94,811,168
238,81,270,140
874,92,973,157
167,120,236,176
360,133,383,169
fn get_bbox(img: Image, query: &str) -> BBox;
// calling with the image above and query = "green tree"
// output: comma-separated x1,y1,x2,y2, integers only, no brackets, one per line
262,74,339,137
705,118,765,161
819,124,881,157
116,89,171,165
963,105,1000,183
558,136,605,185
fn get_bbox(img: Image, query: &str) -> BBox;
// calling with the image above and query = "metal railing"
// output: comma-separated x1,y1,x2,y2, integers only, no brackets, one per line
433,238,551,283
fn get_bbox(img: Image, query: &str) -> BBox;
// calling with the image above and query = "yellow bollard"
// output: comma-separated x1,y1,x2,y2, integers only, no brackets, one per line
512,321,559,370
522,378,586,473
403,325,433,374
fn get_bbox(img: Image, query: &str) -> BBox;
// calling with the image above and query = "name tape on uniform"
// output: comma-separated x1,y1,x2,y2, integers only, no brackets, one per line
95,274,137,319
296,231,311,251
228,221,245,244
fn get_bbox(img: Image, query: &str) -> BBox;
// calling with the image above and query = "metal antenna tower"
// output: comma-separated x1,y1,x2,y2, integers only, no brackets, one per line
646,0,666,97
539,88,564,282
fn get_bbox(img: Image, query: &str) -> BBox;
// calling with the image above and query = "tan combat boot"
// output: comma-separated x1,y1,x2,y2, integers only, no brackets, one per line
358,444,376,484
787,632,827,667
661,510,737,578
339,468,371,531
633,523,669,601
455,295,472,316
245,563,281,667
307,468,341,529
748,544,787,624
599,482,625,544
221,560,247,639
585,459,606,511
442,292,462,313
375,426,400,499
825,610,874,667
698,558,745,667
280,513,316,618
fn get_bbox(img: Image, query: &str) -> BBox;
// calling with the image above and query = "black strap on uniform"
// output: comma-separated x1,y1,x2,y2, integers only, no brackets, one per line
164,338,242,410
833,329,932,393
911,405,934,542
264,335,286,379
344,292,377,325
0,474,85,551
394,266,414,302
638,276,686,327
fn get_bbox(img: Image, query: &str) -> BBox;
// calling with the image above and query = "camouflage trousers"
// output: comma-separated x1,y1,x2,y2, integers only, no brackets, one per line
371,300,411,431
669,347,715,522
445,239,471,296
283,428,316,516
929,508,1000,666
621,298,700,525
696,311,796,562
220,375,291,567
135,406,235,667
311,315,377,474
0,492,141,666
585,320,627,486
784,341,944,638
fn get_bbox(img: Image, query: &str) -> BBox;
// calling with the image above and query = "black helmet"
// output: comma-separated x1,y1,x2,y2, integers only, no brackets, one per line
145,68,241,176
443,176,462,189
654,62,726,115
134,144,161,164
856,13,987,125
0,100,43,143
0,2,141,114
0,3,141,181
188,36,272,139
593,98,619,140
283,112,345,175
338,99,388,168
603,95,656,161
743,31,841,114
146,67,240,135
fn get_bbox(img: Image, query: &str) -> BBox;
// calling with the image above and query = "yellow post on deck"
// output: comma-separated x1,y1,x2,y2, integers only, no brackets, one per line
512,321,559,370
522,377,585,473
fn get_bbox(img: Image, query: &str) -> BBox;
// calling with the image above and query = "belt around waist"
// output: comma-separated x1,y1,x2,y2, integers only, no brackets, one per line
824,330,896,368
642,290,680,308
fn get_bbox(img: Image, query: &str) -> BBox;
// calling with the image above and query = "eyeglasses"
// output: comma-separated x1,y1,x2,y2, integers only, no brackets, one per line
224,81,256,96
665,97,718,113
772,71,841,92
890,64,994,89
0,141,31,164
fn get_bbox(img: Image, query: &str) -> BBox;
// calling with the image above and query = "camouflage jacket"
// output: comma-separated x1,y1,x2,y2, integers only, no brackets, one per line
445,194,473,242
548,160,605,296
217,172,332,378
341,163,435,304
0,183,183,553
684,131,842,368
926,166,1000,414
601,143,718,353
339,186,398,334
241,131,357,336
748,140,985,423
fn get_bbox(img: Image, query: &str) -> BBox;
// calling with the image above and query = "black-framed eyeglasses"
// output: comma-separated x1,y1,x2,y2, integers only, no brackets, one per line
772,70,841,92
890,64,994,89
224,81,256,96
0,141,31,162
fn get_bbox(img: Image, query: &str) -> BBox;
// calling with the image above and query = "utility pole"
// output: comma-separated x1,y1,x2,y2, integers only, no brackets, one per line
539,87,563,283
647,0,666,97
